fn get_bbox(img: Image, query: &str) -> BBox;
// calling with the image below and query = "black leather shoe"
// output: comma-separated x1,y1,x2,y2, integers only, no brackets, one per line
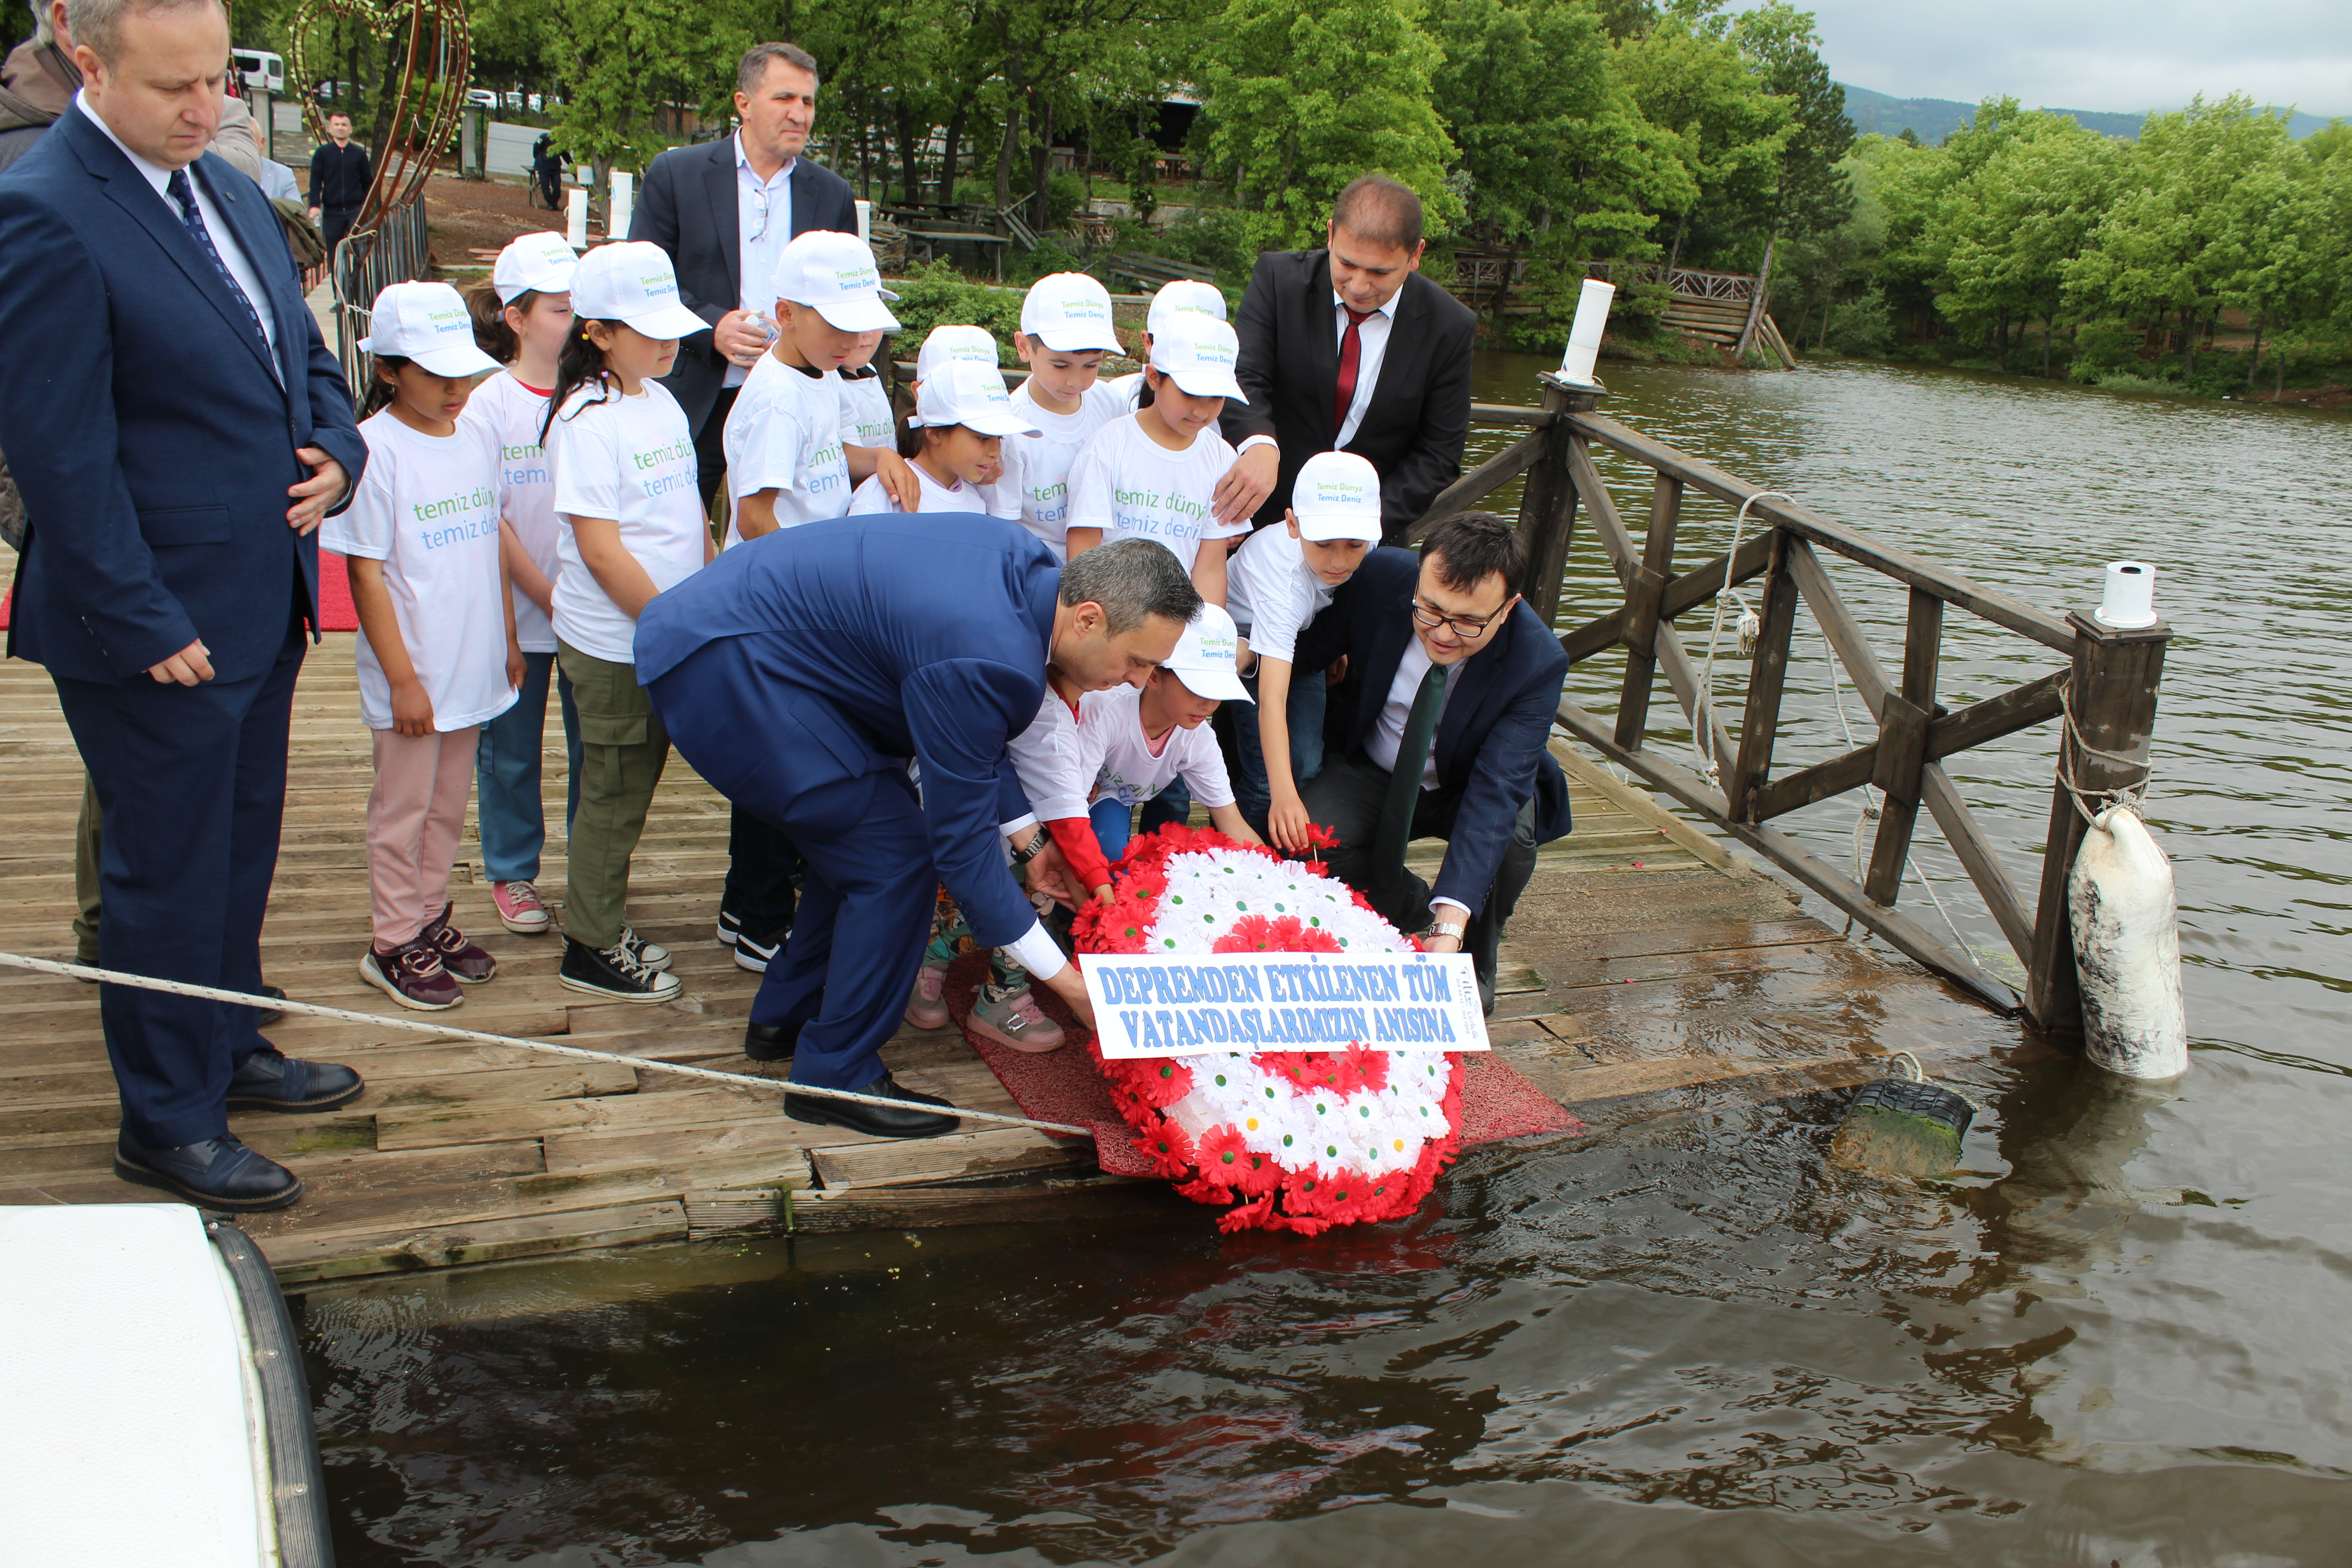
115,1133,302,1211
226,1047,364,1112
744,1018,800,1062
255,984,287,1029
786,1072,960,1139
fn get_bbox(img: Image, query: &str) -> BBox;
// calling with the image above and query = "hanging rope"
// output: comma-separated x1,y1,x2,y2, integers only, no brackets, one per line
0,953,1094,1138
1690,490,1790,785
2056,677,2154,826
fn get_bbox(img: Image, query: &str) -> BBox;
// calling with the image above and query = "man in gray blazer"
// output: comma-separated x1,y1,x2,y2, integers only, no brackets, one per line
628,40,860,510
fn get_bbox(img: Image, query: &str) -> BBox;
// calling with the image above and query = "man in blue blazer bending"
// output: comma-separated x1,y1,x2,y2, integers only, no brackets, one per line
0,0,368,1210
637,524,1199,1137
1294,514,1573,1012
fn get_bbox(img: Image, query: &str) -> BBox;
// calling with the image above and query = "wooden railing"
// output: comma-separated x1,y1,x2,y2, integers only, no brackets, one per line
1450,256,1762,303
1416,377,2171,1030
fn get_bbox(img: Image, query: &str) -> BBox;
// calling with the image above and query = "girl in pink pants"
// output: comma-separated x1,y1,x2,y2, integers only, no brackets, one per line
322,281,525,1010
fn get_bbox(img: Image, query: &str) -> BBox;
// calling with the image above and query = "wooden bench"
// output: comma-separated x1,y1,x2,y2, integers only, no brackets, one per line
1107,250,1215,291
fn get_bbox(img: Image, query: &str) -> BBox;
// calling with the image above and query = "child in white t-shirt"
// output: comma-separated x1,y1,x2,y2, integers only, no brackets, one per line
1063,313,1252,607
1227,450,1383,850
724,230,913,547
461,232,582,941
995,272,1126,559
544,241,716,1005
837,334,897,452
846,359,1038,515
325,281,520,1013
1080,605,1264,863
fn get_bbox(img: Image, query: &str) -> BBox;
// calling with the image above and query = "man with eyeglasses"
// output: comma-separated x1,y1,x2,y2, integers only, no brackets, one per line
1294,513,1572,1012
630,40,859,511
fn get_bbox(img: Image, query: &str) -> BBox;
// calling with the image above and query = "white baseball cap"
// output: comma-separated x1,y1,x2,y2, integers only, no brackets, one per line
571,241,708,339
1148,314,1245,401
492,230,578,304
1020,271,1120,352
1290,451,1384,543
910,360,1042,439
771,229,901,332
359,280,500,377
1147,278,1227,338
916,323,1001,382
1163,602,1252,704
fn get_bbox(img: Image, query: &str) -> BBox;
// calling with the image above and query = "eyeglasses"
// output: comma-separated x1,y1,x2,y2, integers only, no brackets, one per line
1411,597,1508,639
745,183,772,242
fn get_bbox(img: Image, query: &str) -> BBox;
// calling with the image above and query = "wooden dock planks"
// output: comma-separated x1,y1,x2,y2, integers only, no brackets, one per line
0,632,2007,1283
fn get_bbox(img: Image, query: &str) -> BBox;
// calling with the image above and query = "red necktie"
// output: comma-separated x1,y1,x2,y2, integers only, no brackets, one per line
1334,304,1374,440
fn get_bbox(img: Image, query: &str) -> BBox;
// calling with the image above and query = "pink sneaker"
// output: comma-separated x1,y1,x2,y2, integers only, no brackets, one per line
903,960,951,1030
492,879,551,935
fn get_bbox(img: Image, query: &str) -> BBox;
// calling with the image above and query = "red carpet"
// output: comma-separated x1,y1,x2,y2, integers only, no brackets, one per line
1,552,360,633
942,952,1581,1179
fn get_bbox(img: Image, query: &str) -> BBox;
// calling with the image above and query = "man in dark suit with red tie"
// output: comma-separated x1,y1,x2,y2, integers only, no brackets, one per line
1213,175,1479,546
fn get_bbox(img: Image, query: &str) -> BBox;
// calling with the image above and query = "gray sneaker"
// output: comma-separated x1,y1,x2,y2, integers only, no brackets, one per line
967,983,1065,1053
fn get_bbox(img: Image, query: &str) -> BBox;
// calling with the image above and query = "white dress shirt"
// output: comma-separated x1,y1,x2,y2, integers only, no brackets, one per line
79,94,279,373
1366,635,1470,924
730,134,795,389
1333,288,1398,449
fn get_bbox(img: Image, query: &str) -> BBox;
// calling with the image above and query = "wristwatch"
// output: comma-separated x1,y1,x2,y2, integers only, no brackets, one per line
1010,827,1050,867
1429,919,1467,943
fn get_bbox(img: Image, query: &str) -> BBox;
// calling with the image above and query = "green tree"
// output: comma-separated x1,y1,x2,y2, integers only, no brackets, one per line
1723,0,1851,332
1433,0,1693,301
1195,0,1460,249
1928,112,2122,373
1611,8,1790,269
546,0,750,180
2067,95,2295,377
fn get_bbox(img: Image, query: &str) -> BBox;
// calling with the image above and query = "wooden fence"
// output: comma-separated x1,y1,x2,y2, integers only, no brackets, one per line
1416,377,2171,1031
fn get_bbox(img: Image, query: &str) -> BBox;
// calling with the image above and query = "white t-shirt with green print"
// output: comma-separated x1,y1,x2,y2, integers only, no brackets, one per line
721,350,852,548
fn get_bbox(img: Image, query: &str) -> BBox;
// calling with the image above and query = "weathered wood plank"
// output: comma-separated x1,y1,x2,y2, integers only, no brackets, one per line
809,1127,1093,1190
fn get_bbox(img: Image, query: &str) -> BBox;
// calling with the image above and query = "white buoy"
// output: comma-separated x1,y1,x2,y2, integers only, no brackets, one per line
2069,805,2188,1079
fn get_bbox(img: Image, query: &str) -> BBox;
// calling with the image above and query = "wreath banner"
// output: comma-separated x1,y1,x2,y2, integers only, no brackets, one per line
1068,825,1469,1236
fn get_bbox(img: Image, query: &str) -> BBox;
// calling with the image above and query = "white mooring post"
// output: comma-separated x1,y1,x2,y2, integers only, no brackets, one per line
609,169,635,242
566,186,589,250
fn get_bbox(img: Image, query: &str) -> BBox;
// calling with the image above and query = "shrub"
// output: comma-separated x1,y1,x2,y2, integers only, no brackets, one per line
1824,293,1892,357
883,260,1024,363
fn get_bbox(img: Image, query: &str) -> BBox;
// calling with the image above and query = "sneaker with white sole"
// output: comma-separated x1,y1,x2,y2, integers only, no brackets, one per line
491,879,551,935
359,941,463,1010
967,983,1064,1053
619,923,672,972
559,936,682,1003
715,906,744,947
903,959,951,1029
733,922,784,974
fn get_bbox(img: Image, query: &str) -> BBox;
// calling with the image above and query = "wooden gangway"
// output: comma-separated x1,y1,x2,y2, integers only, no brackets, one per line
0,633,2009,1284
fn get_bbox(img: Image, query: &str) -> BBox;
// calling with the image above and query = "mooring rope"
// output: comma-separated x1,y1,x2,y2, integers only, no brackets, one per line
0,952,1094,1138
1690,490,1788,787
2056,677,2154,826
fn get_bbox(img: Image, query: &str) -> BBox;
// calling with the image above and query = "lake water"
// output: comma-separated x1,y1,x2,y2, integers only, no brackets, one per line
305,357,2352,1565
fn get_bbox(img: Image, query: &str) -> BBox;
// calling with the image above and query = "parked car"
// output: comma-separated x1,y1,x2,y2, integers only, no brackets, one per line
311,80,354,104
466,88,497,108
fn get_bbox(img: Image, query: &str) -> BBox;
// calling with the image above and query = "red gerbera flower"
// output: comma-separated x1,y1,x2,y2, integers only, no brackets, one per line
1131,1055,1195,1109
1132,1117,1197,1178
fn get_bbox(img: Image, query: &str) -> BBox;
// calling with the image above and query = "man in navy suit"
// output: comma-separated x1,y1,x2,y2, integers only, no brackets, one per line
638,526,1199,1138
0,0,369,1210
1294,514,1572,1012
628,39,862,974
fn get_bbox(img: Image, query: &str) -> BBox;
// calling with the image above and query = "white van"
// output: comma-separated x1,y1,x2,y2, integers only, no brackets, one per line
230,48,285,96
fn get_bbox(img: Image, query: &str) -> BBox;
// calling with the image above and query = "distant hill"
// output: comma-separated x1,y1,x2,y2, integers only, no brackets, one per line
1838,82,2338,144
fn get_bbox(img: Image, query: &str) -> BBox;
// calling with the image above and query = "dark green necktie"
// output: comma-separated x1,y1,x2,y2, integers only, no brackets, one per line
1372,662,1449,875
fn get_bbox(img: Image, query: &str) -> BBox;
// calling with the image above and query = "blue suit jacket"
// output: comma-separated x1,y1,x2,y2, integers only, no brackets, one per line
0,107,365,684
637,514,1057,946
1298,547,1573,914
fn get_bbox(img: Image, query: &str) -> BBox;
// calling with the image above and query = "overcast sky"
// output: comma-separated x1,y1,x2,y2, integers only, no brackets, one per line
1733,0,2351,120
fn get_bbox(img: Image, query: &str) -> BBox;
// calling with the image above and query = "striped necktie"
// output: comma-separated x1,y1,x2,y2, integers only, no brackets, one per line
166,167,275,371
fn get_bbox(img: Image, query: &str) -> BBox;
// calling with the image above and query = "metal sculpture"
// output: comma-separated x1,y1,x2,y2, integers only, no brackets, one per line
287,0,469,237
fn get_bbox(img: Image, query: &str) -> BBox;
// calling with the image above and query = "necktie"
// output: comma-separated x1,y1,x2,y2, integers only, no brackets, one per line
166,167,274,368
1333,304,1374,439
1372,662,1449,876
